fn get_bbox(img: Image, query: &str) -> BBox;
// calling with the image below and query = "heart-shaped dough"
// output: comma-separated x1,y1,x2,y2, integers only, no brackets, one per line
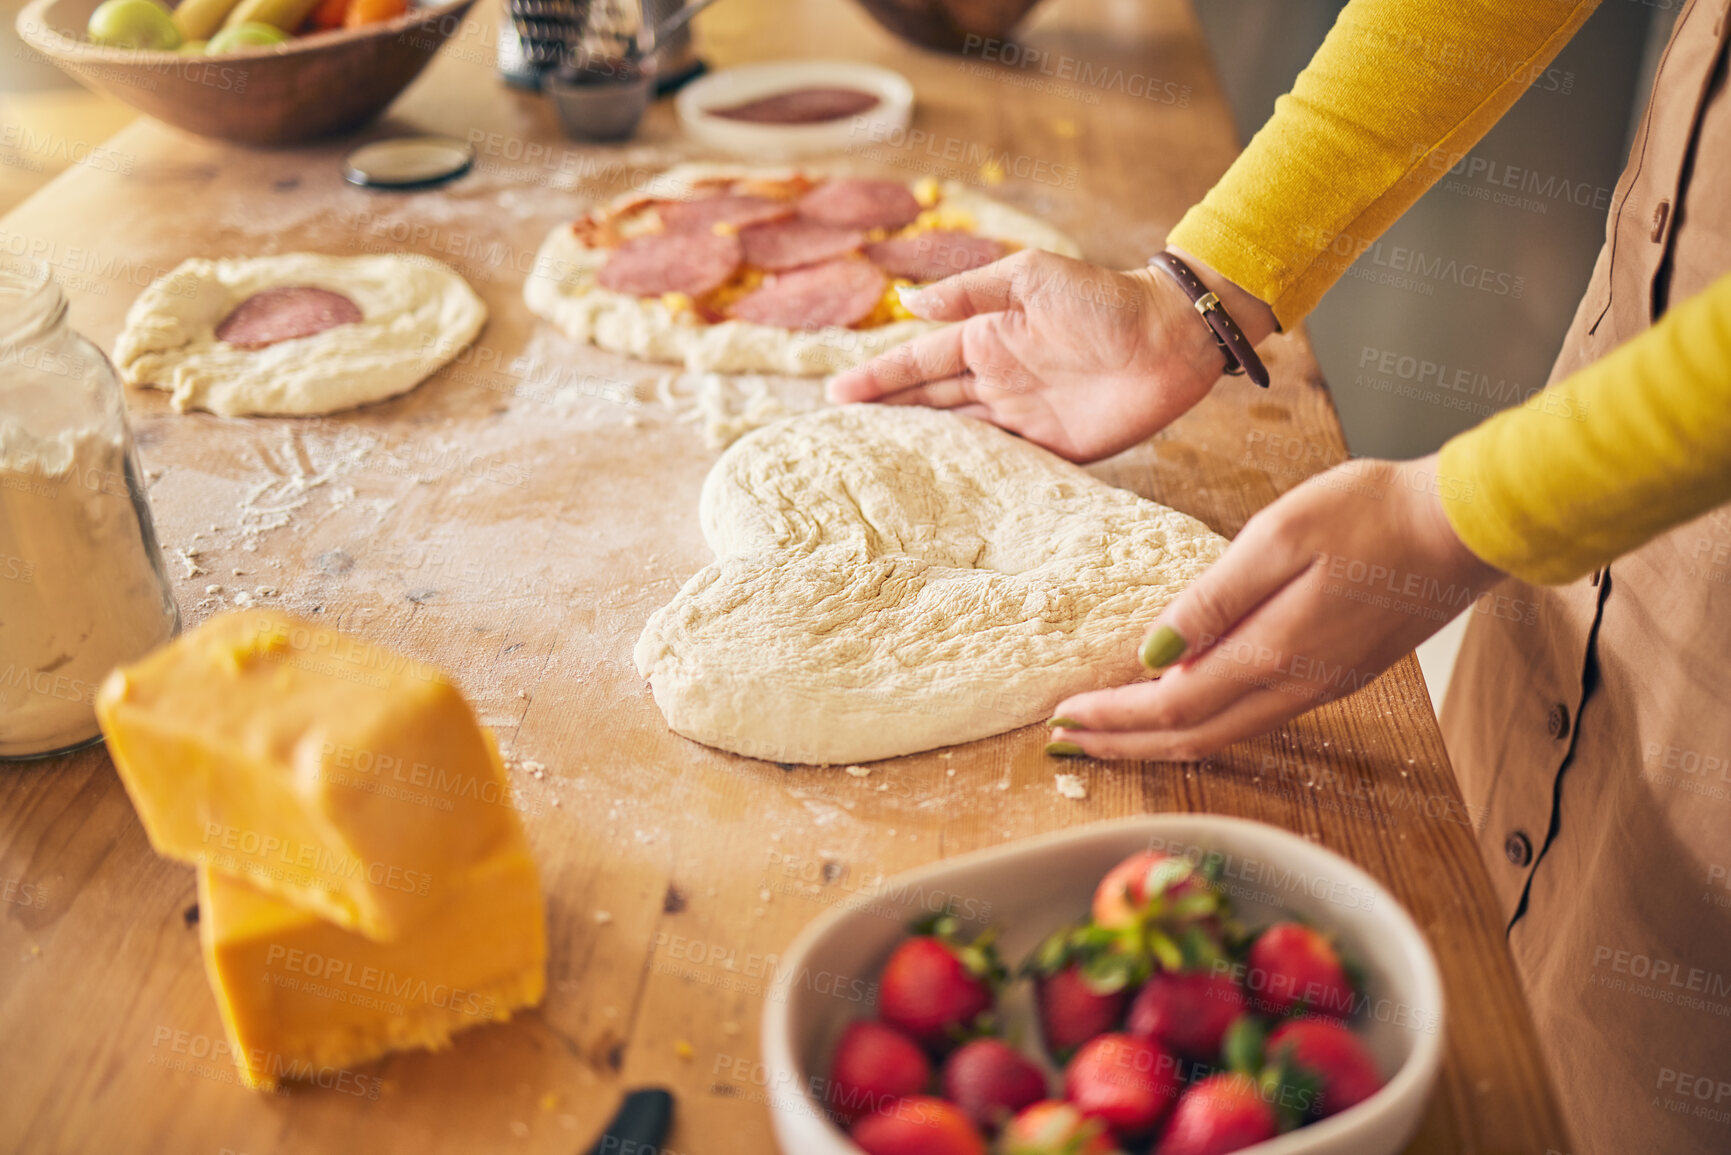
634,406,1228,764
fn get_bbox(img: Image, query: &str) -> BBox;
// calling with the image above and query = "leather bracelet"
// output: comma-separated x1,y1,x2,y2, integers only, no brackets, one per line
1147,251,1271,389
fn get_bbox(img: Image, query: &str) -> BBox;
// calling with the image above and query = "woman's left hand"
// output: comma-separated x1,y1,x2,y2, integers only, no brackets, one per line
1047,454,1505,760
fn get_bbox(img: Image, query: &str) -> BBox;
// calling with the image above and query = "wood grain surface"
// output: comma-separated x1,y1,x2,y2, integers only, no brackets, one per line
0,1,1573,1152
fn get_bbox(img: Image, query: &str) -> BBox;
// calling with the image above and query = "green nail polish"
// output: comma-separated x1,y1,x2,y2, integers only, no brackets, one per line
1141,625,1187,671
1047,716,1085,730
1045,741,1085,758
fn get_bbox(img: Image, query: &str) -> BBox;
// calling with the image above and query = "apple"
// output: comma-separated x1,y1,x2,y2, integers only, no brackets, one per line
86,0,181,50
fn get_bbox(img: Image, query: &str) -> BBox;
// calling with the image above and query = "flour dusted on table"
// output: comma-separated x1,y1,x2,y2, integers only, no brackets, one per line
0,423,178,756
633,406,1228,764
654,372,798,449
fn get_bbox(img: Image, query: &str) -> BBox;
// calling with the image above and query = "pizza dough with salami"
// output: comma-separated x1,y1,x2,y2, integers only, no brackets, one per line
114,253,487,417
523,164,1082,376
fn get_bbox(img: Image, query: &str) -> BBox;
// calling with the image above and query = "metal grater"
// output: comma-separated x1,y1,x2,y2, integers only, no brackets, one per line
504,0,587,76
499,0,702,93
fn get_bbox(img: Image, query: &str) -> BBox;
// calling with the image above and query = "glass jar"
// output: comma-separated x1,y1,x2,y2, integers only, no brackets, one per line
0,260,179,759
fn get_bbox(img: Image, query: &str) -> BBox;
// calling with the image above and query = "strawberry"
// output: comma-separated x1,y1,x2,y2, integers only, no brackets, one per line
1244,923,1355,1019
1036,964,1129,1063
878,916,1003,1050
1062,1033,1183,1139
1125,970,1247,1061
1024,922,1140,1063
940,1038,1048,1133
1153,1073,1278,1155
851,1095,987,1155
1088,852,1236,978
1266,1019,1384,1118
828,1020,932,1123
1001,1101,1123,1155
1092,851,1196,929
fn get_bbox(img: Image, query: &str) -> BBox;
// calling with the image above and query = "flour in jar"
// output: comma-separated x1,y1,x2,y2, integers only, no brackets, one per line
0,422,178,756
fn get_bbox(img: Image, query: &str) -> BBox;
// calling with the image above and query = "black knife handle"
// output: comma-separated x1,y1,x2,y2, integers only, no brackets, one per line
585,1087,675,1155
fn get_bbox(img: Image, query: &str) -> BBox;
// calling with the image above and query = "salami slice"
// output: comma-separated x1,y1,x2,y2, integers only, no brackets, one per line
797,178,922,231
215,286,362,349
739,218,866,271
597,230,743,298
865,230,1006,282
727,258,888,330
706,87,882,124
658,194,793,234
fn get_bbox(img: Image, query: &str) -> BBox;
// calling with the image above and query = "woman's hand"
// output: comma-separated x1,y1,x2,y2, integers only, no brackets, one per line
826,248,1271,463
1047,455,1505,759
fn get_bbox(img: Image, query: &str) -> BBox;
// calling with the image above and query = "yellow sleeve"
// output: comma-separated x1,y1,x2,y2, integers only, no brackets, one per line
1169,0,1601,327
1436,273,1731,585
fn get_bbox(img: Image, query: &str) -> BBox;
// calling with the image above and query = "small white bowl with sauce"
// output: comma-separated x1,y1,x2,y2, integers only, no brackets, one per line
676,59,914,159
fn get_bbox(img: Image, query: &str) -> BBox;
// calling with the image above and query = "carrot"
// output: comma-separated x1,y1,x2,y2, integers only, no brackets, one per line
307,0,351,31
342,0,405,27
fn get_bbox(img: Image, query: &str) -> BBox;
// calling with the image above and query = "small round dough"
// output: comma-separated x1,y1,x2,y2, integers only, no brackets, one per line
114,252,488,417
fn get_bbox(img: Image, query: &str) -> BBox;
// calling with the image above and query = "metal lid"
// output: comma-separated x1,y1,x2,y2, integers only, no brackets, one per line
341,136,475,190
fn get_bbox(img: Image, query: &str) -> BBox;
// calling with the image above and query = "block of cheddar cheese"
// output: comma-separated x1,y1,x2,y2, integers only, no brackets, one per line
97,610,524,942
198,843,546,1090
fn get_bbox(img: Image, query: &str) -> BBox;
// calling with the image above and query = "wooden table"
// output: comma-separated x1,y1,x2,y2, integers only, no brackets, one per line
0,1,1573,1151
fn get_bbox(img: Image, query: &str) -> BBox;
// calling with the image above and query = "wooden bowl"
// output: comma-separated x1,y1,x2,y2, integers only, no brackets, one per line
15,0,478,146
850,0,1045,52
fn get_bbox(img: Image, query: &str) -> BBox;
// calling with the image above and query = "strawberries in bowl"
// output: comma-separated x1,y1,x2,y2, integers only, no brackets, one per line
1243,922,1357,1020
1093,850,1184,928
828,1021,932,1123
1126,971,1248,1061
811,849,1390,1154
1024,923,1136,1062
941,1039,1047,1132
1002,1100,1121,1155
851,1095,985,1155
1063,1032,1183,1138
763,816,1444,1155
877,914,1004,1050
1265,1019,1386,1119
1155,1073,1278,1155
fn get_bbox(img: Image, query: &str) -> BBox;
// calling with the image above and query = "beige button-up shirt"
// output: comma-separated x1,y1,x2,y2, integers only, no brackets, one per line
1442,3,1731,1153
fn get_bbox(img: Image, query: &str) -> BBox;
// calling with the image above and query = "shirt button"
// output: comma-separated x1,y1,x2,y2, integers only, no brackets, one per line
1547,703,1571,739
1505,830,1534,867
1651,200,1671,243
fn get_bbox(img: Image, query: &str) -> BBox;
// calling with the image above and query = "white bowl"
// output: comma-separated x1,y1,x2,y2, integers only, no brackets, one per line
675,59,914,160
761,814,1445,1154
